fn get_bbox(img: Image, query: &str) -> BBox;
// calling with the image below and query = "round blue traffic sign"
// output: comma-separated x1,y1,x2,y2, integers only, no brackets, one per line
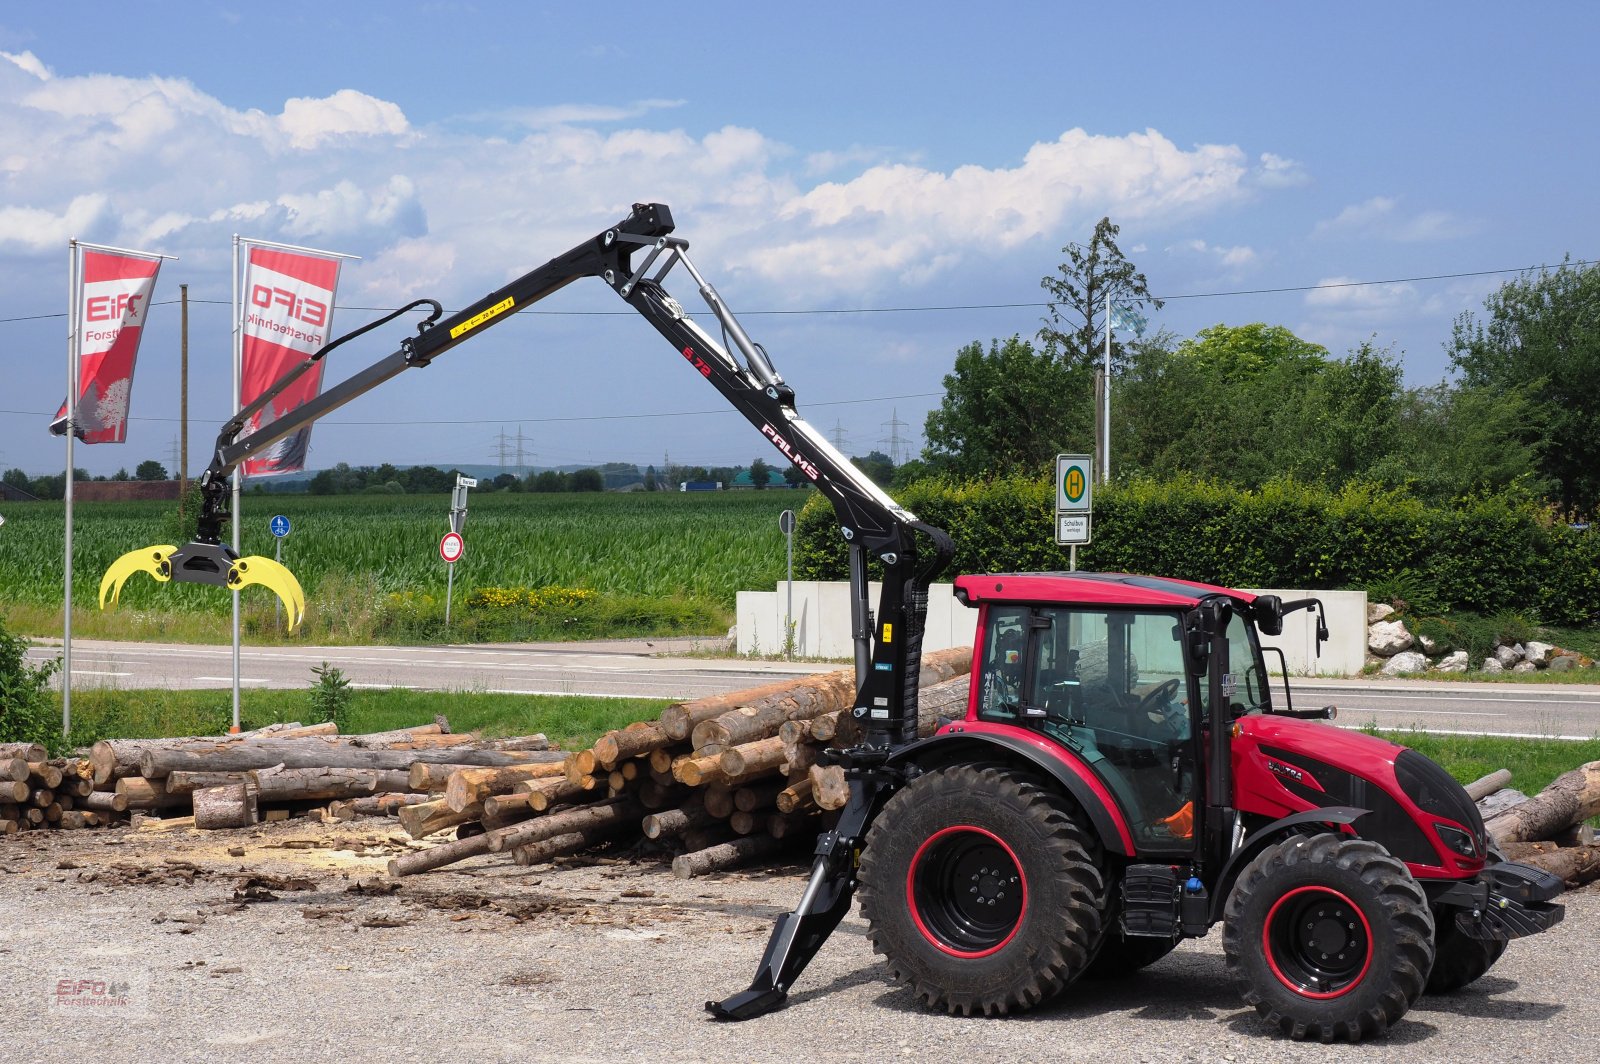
270,515,291,538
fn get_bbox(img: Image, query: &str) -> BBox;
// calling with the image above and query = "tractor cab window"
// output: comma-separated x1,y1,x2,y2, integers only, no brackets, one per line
1197,609,1270,722
975,606,1196,851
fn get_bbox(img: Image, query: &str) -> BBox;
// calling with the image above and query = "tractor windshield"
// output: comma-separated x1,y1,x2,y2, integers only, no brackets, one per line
1197,608,1271,720
975,605,1197,850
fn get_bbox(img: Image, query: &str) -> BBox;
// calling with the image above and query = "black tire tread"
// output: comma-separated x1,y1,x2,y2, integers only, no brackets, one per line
858,764,1106,1016
1222,834,1434,1042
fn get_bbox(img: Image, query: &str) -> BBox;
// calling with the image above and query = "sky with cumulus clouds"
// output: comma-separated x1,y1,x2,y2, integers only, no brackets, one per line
0,2,1594,479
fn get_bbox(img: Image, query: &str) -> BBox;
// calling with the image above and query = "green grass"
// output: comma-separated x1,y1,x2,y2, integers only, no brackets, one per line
60,687,670,753
2,490,806,643
1371,728,1600,797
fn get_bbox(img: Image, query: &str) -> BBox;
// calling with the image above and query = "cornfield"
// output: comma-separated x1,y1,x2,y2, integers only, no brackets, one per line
0,490,805,616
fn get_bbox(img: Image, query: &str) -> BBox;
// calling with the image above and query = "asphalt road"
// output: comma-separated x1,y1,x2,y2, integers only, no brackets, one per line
27,637,1600,736
32,636,836,703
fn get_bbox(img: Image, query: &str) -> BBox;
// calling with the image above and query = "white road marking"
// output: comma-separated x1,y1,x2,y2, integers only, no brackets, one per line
192,676,269,683
68,670,132,677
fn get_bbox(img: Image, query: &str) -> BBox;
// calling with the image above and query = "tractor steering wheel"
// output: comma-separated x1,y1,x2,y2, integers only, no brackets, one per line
1137,678,1182,716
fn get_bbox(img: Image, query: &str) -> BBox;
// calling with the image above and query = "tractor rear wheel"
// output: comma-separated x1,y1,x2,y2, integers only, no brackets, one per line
1223,834,1434,1041
1427,840,1509,993
858,763,1106,1016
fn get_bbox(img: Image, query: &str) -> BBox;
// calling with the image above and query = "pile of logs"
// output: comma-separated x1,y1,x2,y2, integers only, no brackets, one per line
0,743,114,833
385,648,975,881
72,720,558,831
1475,760,1600,887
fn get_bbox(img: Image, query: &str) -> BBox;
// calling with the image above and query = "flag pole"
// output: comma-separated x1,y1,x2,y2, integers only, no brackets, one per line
62,240,79,736
230,235,242,733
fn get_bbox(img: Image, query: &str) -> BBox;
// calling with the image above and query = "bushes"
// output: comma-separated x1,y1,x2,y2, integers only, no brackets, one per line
796,476,1600,627
0,619,62,754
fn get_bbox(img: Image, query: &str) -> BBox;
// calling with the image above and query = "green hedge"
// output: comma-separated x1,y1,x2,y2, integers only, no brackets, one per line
796,477,1600,627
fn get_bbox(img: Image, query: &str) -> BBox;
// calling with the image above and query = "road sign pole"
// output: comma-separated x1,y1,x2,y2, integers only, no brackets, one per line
779,510,796,660
445,560,456,631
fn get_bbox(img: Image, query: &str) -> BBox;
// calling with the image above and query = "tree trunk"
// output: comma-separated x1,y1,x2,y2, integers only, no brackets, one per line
671,835,787,879
1503,842,1600,886
1465,768,1513,801
1485,761,1600,844
641,801,714,840
0,743,48,763
485,798,641,855
809,764,850,810
444,762,566,812
592,721,672,764
0,781,28,803
0,758,30,782
192,780,259,829
331,793,431,819
777,778,816,815
398,797,485,839
80,791,128,814
719,737,788,778
388,831,492,877
141,742,562,779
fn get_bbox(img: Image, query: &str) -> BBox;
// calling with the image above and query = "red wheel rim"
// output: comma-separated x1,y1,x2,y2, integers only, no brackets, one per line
905,825,1028,958
1262,885,1374,999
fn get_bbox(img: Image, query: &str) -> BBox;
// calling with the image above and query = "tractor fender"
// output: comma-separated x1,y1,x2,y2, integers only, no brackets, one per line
885,731,1136,856
1208,805,1368,924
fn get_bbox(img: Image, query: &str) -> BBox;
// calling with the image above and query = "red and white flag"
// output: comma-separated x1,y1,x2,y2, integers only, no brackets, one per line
50,249,163,444
238,246,342,477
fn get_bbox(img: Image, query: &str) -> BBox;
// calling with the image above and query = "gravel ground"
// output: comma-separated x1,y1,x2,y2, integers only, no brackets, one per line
2,819,1594,1064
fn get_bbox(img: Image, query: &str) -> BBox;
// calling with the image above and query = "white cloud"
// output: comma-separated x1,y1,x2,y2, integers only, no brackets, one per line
1314,195,1478,242
477,98,685,129
0,193,111,251
1256,152,1309,188
279,89,410,149
0,57,1288,317
1168,238,1258,270
0,49,50,80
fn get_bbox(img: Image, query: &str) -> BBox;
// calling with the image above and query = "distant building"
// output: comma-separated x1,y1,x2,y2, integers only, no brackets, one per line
679,481,723,492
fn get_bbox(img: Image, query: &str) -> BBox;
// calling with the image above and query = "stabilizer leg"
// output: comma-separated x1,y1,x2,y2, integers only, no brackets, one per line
706,791,875,1021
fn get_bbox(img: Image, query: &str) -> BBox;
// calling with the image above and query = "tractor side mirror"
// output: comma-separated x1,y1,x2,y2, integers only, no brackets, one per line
1253,595,1285,637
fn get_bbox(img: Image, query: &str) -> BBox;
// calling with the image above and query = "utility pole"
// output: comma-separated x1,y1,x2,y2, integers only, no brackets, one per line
829,419,850,452
494,427,513,472
879,409,911,465
179,283,189,512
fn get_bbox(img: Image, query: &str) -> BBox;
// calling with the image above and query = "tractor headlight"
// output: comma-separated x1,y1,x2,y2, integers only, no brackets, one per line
1434,822,1479,858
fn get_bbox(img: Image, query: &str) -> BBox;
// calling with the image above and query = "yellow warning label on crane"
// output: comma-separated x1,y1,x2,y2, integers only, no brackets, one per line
882,623,893,644
450,296,515,339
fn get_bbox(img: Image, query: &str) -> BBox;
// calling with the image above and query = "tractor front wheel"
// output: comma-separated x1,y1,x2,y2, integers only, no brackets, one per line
858,764,1107,1016
1428,840,1509,993
1223,834,1434,1042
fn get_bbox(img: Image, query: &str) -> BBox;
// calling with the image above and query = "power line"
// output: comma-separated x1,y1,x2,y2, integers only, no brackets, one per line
1,257,1593,327
0,390,942,428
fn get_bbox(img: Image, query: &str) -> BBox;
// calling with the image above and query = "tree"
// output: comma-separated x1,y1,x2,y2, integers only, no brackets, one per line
852,450,895,488
134,459,168,481
528,470,567,493
492,472,521,492
1175,323,1328,379
1038,217,1163,374
111,468,130,482
924,336,1092,479
1449,259,1600,510
644,464,658,491
748,457,773,490
570,467,604,492
1368,382,1551,504
781,464,807,488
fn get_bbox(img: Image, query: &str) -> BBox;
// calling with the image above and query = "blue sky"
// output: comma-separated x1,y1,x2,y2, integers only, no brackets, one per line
0,2,1594,479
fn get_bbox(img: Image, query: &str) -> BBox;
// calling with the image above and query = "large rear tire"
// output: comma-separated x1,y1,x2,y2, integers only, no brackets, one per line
858,763,1107,1016
1223,834,1434,1042
1427,840,1509,993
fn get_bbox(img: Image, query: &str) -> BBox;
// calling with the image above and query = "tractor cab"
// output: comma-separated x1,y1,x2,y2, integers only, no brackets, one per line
955,572,1272,853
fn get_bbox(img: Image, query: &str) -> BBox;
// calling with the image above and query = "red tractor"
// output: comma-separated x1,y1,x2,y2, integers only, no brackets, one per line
84,200,1563,1042
715,572,1565,1041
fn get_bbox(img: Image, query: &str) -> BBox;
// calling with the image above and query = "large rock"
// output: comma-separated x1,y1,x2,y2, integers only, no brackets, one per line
1382,651,1430,675
1549,654,1577,672
1494,643,1523,668
1368,619,1415,657
1367,603,1396,624
1524,641,1556,665
1433,650,1470,673
1512,661,1538,673
1481,657,1505,674
1417,632,1442,654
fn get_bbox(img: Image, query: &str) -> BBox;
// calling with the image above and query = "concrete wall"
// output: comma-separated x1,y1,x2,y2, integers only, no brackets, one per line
737,581,1366,677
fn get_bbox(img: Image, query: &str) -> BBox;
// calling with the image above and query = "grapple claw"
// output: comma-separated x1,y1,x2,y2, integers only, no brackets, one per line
227,555,307,630
99,545,178,610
